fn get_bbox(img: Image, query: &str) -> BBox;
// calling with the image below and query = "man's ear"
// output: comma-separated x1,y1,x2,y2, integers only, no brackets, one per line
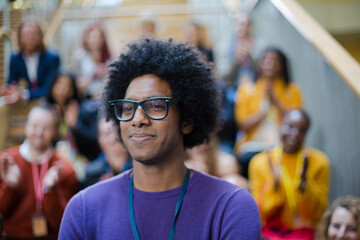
181,120,194,135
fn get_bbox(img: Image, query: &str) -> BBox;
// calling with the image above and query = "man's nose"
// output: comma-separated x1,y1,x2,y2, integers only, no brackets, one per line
289,128,300,136
131,105,150,126
35,126,45,136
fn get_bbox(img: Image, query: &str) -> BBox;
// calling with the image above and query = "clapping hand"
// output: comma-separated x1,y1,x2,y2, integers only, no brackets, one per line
42,161,64,191
0,153,21,188
298,154,309,193
268,154,281,190
0,84,22,105
64,100,79,129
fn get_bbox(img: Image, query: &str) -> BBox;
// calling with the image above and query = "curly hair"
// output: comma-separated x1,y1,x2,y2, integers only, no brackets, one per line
315,196,360,240
102,37,222,148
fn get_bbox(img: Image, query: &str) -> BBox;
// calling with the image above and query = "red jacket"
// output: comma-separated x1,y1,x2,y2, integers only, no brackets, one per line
0,147,79,239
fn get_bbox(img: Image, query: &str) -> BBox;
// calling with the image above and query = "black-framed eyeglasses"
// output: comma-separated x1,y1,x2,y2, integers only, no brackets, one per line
109,97,177,121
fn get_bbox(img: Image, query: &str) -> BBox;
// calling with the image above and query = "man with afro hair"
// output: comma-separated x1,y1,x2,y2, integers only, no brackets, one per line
59,37,261,239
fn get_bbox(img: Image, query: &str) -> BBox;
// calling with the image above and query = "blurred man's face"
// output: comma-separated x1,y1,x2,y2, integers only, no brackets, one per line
281,110,308,153
98,119,122,152
25,108,57,153
20,24,42,54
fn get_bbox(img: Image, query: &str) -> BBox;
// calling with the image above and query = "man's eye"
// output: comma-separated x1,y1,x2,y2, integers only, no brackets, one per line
122,105,134,112
151,104,164,109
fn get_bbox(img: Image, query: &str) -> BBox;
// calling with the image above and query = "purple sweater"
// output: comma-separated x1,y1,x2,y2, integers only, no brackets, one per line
59,170,261,239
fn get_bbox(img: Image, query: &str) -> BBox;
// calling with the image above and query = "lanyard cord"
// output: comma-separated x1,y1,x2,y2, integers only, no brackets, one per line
129,169,190,240
272,147,304,214
31,157,49,212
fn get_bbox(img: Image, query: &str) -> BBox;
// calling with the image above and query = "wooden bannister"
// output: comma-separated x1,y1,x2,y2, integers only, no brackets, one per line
271,0,360,98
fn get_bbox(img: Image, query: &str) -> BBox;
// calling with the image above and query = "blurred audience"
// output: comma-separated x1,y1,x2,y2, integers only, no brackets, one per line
45,71,88,181
0,104,78,239
186,135,249,190
71,22,111,99
0,22,60,150
222,11,256,88
249,109,330,240
184,21,214,62
235,47,302,178
82,118,132,189
139,17,157,38
315,195,360,240
45,71,80,139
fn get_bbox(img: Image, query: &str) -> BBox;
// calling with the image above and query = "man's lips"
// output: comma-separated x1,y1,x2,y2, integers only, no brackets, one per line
284,136,299,146
129,132,155,142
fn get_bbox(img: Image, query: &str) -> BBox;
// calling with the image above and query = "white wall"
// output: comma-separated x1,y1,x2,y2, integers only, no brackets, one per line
298,0,360,34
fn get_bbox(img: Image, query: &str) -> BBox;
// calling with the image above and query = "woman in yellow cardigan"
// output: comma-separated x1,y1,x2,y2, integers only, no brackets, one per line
234,47,302,177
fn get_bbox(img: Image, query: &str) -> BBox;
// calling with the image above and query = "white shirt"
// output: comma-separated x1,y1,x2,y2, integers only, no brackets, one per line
19,139,53,164
23,52,40,84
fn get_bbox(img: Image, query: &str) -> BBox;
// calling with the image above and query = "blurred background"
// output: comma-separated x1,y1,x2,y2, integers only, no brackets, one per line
0,0,359,201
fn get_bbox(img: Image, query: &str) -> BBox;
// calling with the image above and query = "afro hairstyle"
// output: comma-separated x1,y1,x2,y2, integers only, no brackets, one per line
102,37,222,148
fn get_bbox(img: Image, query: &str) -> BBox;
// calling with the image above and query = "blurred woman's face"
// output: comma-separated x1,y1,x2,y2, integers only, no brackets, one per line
259,51,282,79
52,76,74,106
20,24,42,54
328,207,358,240
87,28,104,51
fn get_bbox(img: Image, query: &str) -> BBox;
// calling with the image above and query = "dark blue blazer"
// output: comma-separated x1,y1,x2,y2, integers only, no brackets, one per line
7,50,60,99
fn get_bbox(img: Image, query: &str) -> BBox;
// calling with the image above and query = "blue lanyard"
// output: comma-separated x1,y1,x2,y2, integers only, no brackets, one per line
129,169,190,240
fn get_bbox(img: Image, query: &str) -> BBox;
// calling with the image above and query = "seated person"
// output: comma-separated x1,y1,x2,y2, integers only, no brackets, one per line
184,21,214,62
185,135,249,190
45,71,89,181
82,118,132,188
235,48,302,178
45,71,80,140
71,22,111,99
249,109,330,240
0,22,60,150
223,11,255,88
315,195,360,240
0,104,78,239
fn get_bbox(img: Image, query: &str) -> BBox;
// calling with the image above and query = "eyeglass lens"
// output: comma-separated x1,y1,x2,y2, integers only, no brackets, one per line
114,99,168,120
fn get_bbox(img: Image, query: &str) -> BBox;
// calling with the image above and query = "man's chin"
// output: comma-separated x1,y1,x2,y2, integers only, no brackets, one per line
31,143,50,153
283,145,301,154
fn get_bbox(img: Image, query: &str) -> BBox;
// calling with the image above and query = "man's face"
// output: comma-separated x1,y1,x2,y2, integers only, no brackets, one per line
20,24,42,54
25,108,57,153
119,74,186,165
281,110,308,153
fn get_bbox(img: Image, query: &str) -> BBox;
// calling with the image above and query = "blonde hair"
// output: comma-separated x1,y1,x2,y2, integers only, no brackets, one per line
315,196,360,240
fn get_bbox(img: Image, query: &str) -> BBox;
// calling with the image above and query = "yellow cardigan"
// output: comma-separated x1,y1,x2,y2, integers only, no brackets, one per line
249,146,330,230
234,77,302,149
